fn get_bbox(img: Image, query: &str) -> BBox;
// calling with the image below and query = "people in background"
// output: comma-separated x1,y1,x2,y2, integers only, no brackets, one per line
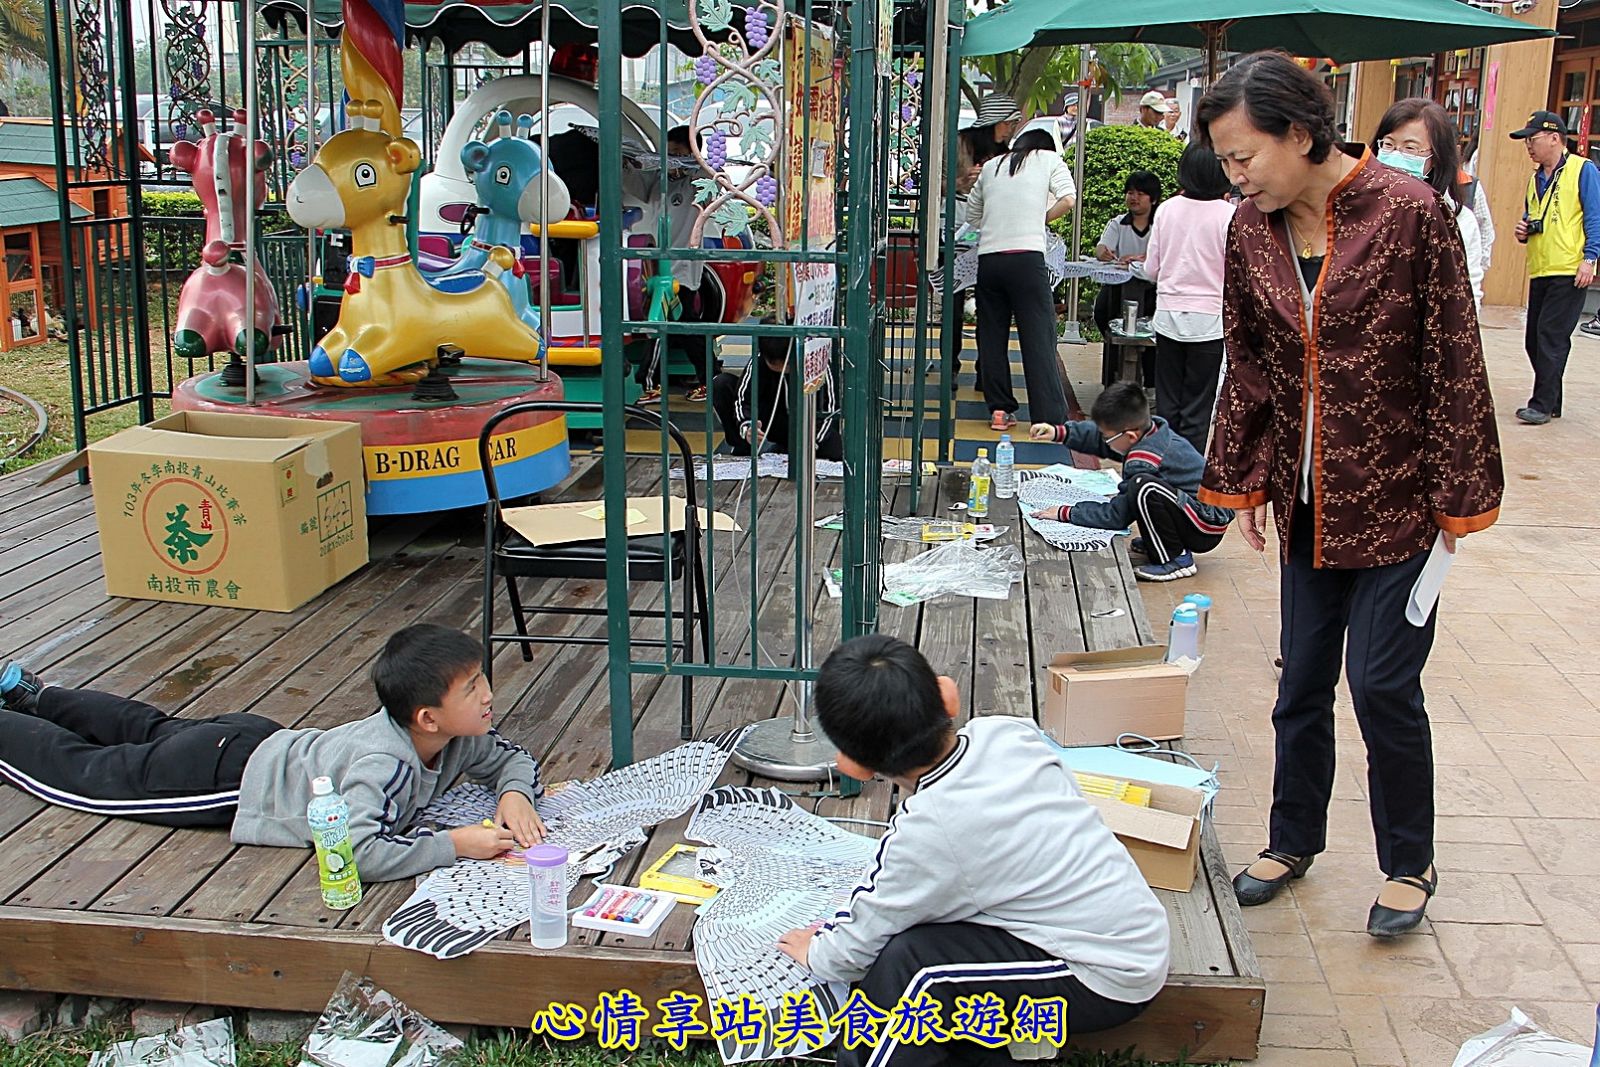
949,93,1023,380
966,128,1077,431
711,318,843,461
1197,51,1502,937
1093,171,1162,385
638,125,721,405
1143,144,1235,454
776,634,1170,1067
1373,98,1486,308
1030,383,1234,582
1136,91,1169,129
1164,98,1187,141
1512,109,1600,424
0,627,544,881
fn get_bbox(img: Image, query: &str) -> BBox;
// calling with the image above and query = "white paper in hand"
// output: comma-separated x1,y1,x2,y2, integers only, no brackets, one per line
1406,535,1454,627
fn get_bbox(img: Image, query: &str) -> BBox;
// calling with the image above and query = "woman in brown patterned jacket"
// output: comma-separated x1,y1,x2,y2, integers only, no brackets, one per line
1193,53,1504,938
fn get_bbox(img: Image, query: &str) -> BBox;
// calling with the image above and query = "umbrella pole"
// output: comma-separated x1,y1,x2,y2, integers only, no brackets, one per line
1061,50,1092,345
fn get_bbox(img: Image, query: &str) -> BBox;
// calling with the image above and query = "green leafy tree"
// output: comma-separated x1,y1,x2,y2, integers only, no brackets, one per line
961,0,1158,117
0,0,46,68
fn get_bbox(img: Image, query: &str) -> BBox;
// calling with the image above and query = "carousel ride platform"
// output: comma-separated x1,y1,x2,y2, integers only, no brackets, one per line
172,359,570,516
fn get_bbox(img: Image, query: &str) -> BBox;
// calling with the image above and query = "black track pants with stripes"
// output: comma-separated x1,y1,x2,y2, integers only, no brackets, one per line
1124,472,1227,564
0,686,282,827
837,922,1153,1067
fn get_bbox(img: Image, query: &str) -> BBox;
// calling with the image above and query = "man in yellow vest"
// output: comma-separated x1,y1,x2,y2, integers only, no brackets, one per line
1513,110,1599,425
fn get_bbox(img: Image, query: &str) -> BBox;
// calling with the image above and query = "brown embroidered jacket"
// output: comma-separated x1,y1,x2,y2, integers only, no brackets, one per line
1198,147,1504,569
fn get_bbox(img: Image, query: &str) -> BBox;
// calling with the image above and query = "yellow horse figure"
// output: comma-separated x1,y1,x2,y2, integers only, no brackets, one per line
287,100,540,387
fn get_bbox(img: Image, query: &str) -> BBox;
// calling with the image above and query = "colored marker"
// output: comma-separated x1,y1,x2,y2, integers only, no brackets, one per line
603,890,635,922
621,893,654,924
584,888,618,918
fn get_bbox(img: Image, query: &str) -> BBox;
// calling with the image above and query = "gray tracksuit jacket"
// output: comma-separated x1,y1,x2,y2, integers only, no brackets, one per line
231,711,541,882
807,716,1170,1004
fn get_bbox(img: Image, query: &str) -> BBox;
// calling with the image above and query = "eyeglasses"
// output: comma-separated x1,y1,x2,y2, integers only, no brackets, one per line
1376,138,1430,159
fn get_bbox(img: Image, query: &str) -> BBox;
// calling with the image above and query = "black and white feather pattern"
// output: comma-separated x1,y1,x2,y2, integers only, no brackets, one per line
1016,473,1122,551
685,787,880,1065
381,729,747,959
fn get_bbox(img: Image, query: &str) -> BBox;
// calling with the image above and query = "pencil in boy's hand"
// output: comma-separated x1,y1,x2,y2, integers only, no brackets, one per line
1029,422,1055,441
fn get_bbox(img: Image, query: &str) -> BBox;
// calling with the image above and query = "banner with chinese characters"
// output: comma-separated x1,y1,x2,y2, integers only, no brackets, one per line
782,20,837,249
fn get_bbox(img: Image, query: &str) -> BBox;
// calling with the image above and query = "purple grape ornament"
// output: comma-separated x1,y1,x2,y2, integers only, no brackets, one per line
695,53,719,85
744,7,769,49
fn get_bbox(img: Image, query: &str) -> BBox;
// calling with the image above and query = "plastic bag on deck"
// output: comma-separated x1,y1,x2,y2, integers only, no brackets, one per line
1450,1006,1597,1067
299,972,463,1067
882,539,1024,605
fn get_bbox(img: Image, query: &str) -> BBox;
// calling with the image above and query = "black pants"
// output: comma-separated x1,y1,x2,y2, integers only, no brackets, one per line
1093,282,1157,387
1525,274,1585,417
974,252,1068,424
1152,333,1224,455
1124,473,1227,564
1269,517,1437,878
836,922,1152,1067
638,283,722,389
0,687,282,828
710,372,843,461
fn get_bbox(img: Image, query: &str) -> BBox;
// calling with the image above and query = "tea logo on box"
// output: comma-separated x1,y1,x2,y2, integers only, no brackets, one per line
142,477,230,575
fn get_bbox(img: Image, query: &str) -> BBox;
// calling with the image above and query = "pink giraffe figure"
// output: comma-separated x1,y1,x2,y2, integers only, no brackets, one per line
169,109,284,364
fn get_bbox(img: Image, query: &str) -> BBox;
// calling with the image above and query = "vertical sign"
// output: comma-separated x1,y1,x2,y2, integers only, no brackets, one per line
1483,60,1500,134
784,20,840,391
878,0,894,76
1581,104,1593,157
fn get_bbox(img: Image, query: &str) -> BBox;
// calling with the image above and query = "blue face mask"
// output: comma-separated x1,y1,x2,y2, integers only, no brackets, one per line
1378,149,1429,179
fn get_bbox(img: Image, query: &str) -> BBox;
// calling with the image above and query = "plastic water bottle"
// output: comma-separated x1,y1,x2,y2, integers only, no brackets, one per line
1182,593,1212,654
307,776,362,910
994,435,1016,499
968,449,992,518
526,844,569,949
1166,604,1201,665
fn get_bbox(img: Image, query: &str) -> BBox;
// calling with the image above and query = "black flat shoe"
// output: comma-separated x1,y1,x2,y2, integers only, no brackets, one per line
1367,868,1437,937
1233,849,1313,906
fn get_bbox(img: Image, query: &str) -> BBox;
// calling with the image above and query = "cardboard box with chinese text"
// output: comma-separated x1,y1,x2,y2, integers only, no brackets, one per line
1086,777,1207,892
55,412,368,612
1041,646,1188,747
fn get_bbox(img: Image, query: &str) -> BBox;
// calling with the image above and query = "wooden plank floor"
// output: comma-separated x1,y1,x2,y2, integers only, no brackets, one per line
0,460,1260,1063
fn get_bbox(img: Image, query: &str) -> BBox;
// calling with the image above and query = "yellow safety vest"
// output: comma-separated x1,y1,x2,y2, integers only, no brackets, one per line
1525,154,1590,279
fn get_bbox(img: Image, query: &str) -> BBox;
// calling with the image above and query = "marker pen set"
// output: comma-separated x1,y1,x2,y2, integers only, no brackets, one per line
571,883,675,937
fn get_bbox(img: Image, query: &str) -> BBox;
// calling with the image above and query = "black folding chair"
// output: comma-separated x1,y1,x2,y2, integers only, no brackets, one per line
478,402,712,741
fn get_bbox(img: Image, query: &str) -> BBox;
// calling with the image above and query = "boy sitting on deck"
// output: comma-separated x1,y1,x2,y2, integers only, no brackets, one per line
777,635,1169,1066
0,624,542,881
1029,381,1234,583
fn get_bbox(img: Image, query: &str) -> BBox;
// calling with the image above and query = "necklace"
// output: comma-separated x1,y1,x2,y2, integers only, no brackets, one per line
1285,214,1318,258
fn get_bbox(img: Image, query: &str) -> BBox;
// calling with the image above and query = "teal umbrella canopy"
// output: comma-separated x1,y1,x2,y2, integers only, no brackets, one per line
960,0,1555,63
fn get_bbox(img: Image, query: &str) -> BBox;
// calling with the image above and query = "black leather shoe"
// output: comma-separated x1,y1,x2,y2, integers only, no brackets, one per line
1366,868,1437,937
1233,849,1313,906
1516,407,1552,425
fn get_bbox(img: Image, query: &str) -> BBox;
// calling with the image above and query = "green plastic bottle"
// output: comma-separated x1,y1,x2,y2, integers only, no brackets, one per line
308,776,362,910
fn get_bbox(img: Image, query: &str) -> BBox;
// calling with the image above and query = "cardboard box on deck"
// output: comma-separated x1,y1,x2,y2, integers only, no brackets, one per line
1041,646,1188,747
1086,776,1207,892
47,412,368,612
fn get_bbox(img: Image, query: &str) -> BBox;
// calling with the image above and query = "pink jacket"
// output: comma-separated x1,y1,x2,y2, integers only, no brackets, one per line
1142,195,1235,315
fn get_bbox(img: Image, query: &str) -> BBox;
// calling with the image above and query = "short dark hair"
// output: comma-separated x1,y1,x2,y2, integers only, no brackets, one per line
666,124,692,149
1374,97,1467,203
1091,381,1150,432
814,634,951,777
1196,51,1338,166
757,313,791,368
372,624,485,727
1176,143,1232,201
1005,128,1058,176
1124,170,1164,209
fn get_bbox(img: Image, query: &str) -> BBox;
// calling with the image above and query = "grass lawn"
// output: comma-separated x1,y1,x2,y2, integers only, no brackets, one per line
0,340,176,477
0,1027,1199,1067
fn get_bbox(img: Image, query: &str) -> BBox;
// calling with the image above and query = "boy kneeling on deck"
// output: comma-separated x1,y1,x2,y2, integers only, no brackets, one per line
0,624,542,881
1029,381,1235,583
777,635,1169,1066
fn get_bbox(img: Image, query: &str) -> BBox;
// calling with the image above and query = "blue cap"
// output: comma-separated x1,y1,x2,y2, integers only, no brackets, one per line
1000,434,1011,443
1183,593,1212,610
1172,604,1199,621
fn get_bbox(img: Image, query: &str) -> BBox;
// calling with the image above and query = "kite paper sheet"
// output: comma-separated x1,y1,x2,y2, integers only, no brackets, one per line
685,786,881,1065
1015,472,1124,552
382,728,746,960
930,233,1069,298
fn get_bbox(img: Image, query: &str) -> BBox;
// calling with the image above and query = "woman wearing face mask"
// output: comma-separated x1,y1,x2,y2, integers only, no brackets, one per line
1195,52,1503,939
1373,99,1486,307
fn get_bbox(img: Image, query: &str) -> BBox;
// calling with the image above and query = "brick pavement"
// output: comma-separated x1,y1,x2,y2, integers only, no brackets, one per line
1064,314,1600,1062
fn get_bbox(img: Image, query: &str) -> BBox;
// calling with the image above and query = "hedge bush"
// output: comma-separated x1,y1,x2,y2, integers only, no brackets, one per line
141,191,206,273
1051,124,1185,326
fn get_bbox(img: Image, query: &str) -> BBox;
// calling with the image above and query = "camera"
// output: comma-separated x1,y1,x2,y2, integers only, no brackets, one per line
1523,213,1544,237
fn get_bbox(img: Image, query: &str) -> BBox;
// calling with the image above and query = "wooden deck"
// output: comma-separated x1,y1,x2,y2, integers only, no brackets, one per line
0,457,1262,1063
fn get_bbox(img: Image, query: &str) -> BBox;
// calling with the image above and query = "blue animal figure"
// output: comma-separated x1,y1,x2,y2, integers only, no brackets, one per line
426,111,571,346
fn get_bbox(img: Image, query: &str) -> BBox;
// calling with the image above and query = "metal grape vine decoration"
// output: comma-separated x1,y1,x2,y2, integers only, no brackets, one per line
687,0,786,246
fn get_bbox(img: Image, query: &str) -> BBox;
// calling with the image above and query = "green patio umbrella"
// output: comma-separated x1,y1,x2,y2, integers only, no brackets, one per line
960,0,1555,64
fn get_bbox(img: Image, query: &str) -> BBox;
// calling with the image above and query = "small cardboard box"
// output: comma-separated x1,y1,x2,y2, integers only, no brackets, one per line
58,412,368,612
1087,778,1207,892
1041,646,1188,747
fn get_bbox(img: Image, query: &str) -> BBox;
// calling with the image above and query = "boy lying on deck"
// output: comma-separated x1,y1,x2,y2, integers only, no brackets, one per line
0,624,543,882
777,635,1170,1067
